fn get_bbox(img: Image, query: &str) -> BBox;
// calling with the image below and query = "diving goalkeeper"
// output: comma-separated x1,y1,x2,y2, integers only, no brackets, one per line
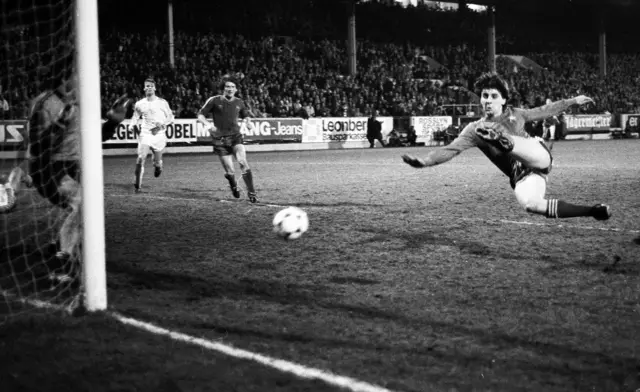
28,76,130,278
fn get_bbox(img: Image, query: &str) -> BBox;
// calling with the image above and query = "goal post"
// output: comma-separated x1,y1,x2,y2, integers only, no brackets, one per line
76,0,107,312
0,0,107,317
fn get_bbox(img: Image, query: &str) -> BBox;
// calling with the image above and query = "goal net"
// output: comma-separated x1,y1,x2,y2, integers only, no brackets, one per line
0,0,106,320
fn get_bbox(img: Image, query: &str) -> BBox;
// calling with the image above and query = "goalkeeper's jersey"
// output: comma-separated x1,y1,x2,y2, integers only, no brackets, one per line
29,90,81,162
427,99,577,177
131,97,173,133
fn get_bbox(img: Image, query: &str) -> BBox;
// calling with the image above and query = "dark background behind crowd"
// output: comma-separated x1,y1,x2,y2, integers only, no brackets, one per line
2,0,640,121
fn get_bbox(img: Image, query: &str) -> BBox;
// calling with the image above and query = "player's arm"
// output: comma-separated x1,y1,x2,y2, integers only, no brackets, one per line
197,96,216,131
520,95,593,122
129,101,142,135
239,100,254,130
161,100,175,127
402,124,478,168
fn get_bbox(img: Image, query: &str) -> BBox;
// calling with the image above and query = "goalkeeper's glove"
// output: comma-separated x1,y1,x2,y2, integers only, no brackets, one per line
102,94,131,142
106,94,130,123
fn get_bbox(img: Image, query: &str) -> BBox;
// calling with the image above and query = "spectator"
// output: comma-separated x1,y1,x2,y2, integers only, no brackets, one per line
366,109,385,148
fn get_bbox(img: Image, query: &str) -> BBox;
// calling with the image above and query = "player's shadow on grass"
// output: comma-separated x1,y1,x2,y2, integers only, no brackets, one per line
108,261,638,386
359,226,493,255
108,262,335,304
540,253,640,276
108,264,640,388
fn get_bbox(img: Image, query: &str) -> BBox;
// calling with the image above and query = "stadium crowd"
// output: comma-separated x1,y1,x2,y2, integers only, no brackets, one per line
2,0,640,121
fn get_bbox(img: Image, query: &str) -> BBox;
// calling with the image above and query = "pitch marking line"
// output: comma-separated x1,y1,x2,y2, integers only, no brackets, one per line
495,219,640,234
108,193,287,208
111,312,397,392
1,292,398,392
109,193,640,235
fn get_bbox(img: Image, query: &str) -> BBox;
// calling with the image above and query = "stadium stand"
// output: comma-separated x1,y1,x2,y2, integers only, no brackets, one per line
2,0,640,123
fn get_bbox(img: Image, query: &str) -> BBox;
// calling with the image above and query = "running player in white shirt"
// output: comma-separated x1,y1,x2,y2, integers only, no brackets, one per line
130,78,174,192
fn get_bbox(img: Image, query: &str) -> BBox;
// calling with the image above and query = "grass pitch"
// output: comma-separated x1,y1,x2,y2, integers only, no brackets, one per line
1,140,639,392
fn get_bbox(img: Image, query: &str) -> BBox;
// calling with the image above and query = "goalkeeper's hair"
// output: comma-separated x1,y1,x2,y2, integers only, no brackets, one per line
144,77,156,85
474,72,510,101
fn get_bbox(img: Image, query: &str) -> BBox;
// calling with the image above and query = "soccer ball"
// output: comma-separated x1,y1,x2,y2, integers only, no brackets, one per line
272,207,309,240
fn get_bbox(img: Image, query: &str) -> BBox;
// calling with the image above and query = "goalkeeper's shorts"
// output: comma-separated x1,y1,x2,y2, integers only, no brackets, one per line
30,159,80,208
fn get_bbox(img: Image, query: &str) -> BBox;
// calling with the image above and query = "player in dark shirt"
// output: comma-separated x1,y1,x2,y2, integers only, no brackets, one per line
197,78,258,203
402,72,611,221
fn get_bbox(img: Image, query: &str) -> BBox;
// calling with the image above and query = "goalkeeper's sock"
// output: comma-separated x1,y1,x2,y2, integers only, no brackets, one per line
135,163,144,191
546,199,593,218
242,170,256,193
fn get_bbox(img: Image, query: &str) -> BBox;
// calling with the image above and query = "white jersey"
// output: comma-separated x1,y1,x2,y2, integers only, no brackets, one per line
131,97,174,133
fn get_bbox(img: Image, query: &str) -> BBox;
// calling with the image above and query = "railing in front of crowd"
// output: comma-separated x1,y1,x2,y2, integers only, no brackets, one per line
438,104,482,117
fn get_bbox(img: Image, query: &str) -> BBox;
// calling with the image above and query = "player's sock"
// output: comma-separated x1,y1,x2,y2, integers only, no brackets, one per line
154,160,163,178
135,163,143,191
545,199,600,219
225,173,240,198
242,170,255,193
243,170,257,203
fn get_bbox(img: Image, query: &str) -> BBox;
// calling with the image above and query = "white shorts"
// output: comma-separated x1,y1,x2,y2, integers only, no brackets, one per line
138,131,167,153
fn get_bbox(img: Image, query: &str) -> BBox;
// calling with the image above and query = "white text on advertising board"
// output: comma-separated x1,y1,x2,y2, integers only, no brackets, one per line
106,119,208,143
112,123,199,141
242,120,302,137
565,115,611,130
0,124,25,143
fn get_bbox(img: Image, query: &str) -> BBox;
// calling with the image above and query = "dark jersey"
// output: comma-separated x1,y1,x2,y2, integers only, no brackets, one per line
425,99,577,178
198,95,251,137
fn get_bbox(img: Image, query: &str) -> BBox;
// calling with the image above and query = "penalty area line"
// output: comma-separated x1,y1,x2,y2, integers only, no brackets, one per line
442,216,639,235
108,193,287,208
496,219,640,234
110,312,398,392
109,194,639,235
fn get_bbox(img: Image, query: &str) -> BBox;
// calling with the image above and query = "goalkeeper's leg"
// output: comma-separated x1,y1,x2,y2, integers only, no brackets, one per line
48,175,82,281
58,183,81,262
